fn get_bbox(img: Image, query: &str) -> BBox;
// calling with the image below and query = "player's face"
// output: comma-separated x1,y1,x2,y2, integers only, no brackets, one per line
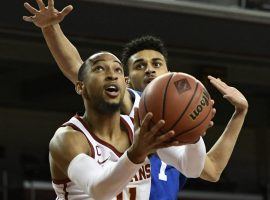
127,50,168,92
83,52,126,113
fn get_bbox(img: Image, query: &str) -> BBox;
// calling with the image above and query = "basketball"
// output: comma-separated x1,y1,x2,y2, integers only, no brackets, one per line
139,72,212,144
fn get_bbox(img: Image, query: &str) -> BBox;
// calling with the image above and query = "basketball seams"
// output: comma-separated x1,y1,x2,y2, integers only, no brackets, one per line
162,73,174,120
143,91,148,114
175,105,212,140
168,81,200,132
142,90,156,126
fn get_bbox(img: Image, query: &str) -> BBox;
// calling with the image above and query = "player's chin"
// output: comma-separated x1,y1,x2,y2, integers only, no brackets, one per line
103,93,121,104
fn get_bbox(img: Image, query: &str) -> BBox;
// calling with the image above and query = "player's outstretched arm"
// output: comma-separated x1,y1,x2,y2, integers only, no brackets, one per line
23,0,82,84
200,76,248,182
23,0,135,115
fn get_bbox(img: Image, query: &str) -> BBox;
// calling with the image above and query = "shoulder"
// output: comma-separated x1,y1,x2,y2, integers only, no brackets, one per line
49,126,90,158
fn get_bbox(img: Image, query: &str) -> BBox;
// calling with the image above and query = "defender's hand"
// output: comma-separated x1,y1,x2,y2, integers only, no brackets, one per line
208,75,248,114
23,0,73,28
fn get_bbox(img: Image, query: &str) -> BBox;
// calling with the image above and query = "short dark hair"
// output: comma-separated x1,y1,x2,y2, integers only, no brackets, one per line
78,51,114,81
78,59,91,81
121,35,168,69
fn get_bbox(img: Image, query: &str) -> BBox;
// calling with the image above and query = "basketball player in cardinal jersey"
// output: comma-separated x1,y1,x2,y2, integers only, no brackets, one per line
49,51,176,200
49,51,206,200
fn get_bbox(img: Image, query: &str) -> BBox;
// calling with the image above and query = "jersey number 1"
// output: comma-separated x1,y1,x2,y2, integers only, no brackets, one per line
158,161,168,181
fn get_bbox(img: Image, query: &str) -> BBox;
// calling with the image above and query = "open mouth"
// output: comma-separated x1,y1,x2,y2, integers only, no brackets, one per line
104,84,120,98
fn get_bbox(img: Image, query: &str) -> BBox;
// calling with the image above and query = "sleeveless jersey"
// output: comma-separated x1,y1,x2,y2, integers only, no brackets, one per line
128,88,187,200
52,114,151,200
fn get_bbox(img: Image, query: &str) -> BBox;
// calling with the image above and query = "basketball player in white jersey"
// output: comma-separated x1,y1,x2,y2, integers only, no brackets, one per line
49,51,207,200
49,51,169,200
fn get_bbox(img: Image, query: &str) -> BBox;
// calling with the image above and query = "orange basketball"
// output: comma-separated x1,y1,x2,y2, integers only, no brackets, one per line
139,72,212,144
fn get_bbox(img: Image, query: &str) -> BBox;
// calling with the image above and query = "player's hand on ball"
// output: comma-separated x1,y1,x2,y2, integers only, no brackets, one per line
128,108,178,164
208,75,248,114
23,0,73,28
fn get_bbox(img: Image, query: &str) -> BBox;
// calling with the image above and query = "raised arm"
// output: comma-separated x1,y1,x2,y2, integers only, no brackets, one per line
200,76,249,182
23,0,82,84
23,0,135,114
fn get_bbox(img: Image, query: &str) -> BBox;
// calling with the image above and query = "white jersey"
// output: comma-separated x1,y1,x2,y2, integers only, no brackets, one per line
52,114,151,200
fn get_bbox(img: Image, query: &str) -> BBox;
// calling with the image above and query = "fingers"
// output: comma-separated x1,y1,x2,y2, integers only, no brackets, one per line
22,16,35,22
211,108,216,118
154,131,182,148
133,108,140,130
208,75,228,88
140,112,153,133
208,76,226,94
208,121,214,128
149,120,165,135
60,5,73,17
36,0,46,10
156,130,175,143
24,2,39,14
48,0,54,9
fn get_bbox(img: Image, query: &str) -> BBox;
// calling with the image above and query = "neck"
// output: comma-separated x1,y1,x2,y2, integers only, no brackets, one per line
83,104,122,139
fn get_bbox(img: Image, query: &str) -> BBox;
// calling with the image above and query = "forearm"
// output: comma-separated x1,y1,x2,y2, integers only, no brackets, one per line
157,137,206,178
201,110,247,181
42,24,83,84
68,152,142,200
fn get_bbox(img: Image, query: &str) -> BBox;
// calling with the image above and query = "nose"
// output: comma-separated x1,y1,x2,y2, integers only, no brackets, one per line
105,68,118,81
145,65,156,76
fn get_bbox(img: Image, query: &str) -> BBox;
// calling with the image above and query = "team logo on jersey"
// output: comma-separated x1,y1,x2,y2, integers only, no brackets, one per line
174,79,191,95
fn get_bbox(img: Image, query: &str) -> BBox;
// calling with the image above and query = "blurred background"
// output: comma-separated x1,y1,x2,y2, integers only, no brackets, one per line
0,0,270,199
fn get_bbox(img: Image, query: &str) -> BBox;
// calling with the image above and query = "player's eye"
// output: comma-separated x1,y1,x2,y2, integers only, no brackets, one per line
135,64,145,70
153,62,162,68
94,66,104,72
115,67,123,74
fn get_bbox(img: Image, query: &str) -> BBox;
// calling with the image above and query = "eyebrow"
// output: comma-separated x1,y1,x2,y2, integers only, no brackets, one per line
92,59,123,67
133,58,163,65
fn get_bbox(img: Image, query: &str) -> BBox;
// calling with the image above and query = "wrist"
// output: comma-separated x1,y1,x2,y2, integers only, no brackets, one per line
127,147,146,164
235,107,248,116
41,24,59,34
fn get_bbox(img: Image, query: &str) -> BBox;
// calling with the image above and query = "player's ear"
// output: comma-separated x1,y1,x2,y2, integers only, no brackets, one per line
75,81,84,95
125,76,131,87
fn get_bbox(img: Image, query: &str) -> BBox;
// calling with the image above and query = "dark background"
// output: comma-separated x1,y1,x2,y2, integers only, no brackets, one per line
0,0,269,199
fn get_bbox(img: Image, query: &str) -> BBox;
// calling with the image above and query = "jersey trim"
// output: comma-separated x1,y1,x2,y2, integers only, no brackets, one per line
74,115,133,158
63,182,69,200
52,178,71,184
